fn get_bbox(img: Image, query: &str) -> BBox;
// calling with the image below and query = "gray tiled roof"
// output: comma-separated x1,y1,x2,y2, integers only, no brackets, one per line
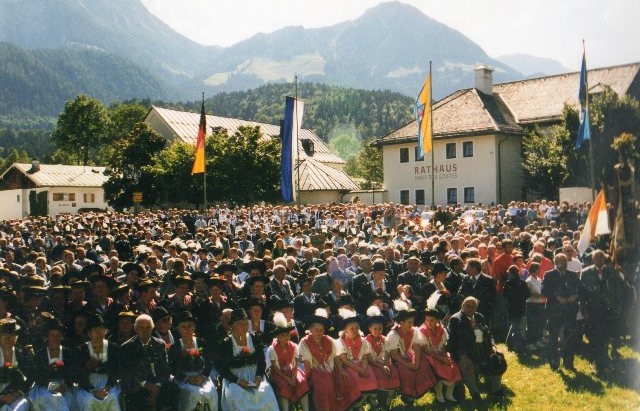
493,62,640,124
295,158,360,191
4,163,108,187
378,62,640,145
148,106,346,165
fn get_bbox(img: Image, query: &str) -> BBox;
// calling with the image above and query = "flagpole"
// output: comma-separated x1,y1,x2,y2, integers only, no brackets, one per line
295,75,300,207
202,92,208,210
429,61,435,208
584,40,596,200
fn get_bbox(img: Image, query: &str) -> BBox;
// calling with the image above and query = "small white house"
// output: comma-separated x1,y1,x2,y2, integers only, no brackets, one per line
0,162,108,219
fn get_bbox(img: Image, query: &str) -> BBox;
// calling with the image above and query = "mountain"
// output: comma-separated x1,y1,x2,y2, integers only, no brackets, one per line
0,42,176,125
0,0,523,100
201,1,523,97
495,53,568,77
0,0,221,91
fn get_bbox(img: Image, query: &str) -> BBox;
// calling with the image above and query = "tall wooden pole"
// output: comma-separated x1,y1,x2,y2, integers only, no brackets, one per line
584,40,596,200
203,92,208,210
430,61,435,207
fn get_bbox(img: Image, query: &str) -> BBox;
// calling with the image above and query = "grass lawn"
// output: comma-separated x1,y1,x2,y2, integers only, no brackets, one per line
383,343,640,410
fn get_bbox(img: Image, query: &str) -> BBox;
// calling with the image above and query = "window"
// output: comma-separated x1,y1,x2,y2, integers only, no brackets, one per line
446,143,456,159
415,189,425,205
447,188,457,204
463,141,474,157
52,193,75,201
464,187,475,203
400,148,409,163
400,190,410,205
84,193,96,203
414,146,424,162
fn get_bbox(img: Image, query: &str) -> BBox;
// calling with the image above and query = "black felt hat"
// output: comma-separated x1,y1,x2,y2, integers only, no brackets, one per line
87,313,106,330
230,308,248,323
0,318,20,334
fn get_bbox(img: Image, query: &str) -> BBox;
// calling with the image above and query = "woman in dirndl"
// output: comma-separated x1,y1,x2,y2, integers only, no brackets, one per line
386,300,435,408
218,308,278,411
74,313,121,411
335,307,377,410
0,319,30,411
28,317,77,411
364,306,399,409
168,311,218,411
266,312,309,411
298,308,341,411
419,307,461,404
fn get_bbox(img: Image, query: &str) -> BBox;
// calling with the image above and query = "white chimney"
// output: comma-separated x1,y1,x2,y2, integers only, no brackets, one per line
30,160,40,173
474,65,494,95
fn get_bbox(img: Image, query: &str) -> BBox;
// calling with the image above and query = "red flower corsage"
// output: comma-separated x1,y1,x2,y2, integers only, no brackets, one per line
51,360,64,369
186,348,202,357
3,362,13,368
239,347,252,356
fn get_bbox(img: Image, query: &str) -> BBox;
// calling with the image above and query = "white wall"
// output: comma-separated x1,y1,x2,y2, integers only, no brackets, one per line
0,189,25,220
559,187,593,204
47,187,107,215
382,135,500,206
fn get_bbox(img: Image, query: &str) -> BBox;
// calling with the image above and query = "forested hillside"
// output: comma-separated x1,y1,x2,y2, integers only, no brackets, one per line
192,82,414,141
0,42,176,128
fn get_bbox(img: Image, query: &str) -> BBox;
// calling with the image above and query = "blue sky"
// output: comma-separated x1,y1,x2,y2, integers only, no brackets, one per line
140,0,640,70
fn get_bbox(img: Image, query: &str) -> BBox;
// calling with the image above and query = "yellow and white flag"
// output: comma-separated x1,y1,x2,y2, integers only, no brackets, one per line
577,189,610,255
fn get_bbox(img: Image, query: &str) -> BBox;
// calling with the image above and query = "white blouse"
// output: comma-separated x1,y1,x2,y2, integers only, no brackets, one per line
385,327,424,355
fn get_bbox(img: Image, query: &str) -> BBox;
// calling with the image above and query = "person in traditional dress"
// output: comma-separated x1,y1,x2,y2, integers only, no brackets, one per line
266,312,309,411
0,319,30,411
335,307,377,410
28,317,76,411
448,296,504,402
418,294,461,404
74,313,121,411
298,308,340,411
386,300,435,408
364,306,399,409
218,308,278,411
168,311,218,411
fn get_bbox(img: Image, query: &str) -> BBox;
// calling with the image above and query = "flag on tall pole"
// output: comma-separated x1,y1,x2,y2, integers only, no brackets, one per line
415,72,433,158
577,189,610,255
281,96,304,203
575,48,590,149
191,96,206,174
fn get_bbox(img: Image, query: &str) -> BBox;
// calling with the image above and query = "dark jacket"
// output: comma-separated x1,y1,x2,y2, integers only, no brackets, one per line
541,269,581,321
447,310,494,363
579,264,624,319
0,347,32,396
503,277,531,318
457,273,496,319
168,337,212,383
119,335,170,392
74,340,120,390
31,346,75,388
218,334,266,384
293,292,321,324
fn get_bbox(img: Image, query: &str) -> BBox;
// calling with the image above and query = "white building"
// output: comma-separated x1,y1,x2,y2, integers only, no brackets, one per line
144,106,359,204
376,62,640,206
0,162,108,219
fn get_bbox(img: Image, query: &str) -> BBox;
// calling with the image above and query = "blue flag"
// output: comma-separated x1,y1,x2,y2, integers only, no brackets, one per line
281,97,304,202
576,52,590,149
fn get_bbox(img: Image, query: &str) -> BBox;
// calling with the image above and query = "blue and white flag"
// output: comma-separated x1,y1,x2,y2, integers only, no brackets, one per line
576,51,590,149
281,96,304,202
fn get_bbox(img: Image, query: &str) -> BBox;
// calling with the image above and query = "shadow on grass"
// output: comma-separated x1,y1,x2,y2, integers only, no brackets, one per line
558,368,605,394
514,352,547,368
603,356,640,392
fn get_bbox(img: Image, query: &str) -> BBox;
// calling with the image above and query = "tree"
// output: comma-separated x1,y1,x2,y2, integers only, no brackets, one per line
102,122,166,209
521,125,570,199
522,88,640,198
51,95,110,165
345,138,383,189
108,101,148,142
151,126,281,206
0,149,29,174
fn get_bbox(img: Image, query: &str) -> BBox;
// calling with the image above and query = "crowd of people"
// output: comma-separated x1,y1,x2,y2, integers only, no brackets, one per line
0,199,635,411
